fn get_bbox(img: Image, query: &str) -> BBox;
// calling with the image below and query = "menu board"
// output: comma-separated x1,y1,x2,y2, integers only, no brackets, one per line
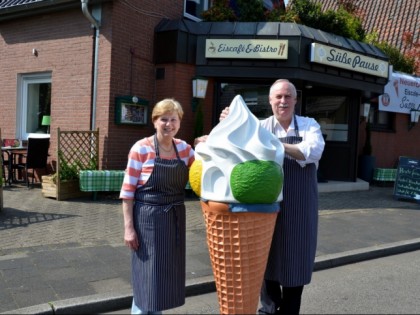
393,156,420,201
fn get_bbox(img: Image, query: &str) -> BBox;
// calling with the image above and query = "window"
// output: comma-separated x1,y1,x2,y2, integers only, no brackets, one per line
17,73,51,140
368,102,394,131
219,83,272,119
184,0,209,21
218,82,302,120
306,96,350,142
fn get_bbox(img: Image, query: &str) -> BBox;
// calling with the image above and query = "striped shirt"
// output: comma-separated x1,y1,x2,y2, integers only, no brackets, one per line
119,137,195,200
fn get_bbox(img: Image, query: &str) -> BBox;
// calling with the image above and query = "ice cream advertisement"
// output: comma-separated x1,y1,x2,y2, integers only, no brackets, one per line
379,71,420,114
190,95,283,314
189,95,284,208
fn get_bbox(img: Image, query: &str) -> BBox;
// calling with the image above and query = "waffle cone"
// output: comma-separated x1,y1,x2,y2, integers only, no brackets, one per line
201,200,278,314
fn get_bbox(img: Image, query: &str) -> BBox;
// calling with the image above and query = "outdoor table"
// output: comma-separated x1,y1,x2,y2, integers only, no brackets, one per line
1,146,27,185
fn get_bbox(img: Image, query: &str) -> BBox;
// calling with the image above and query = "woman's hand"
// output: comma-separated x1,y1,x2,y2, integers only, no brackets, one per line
122,199,139,251
124,226,139,251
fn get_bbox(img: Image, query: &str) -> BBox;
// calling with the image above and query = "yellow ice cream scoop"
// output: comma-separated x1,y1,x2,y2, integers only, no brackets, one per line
189,159,203,197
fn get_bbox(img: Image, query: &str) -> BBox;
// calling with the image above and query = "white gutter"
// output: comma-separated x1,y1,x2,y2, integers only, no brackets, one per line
81,0,101,130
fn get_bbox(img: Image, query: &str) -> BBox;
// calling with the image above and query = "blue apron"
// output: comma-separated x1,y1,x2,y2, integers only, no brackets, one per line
131,134,189,311
264,115,318,287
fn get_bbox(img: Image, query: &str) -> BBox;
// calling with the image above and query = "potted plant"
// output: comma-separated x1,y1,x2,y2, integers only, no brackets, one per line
42,150,97,200
358,122,376,183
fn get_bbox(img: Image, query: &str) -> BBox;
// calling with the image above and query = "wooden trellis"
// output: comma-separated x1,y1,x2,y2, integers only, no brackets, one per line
57,128,99,176
42,128,99,200
57,128,99,200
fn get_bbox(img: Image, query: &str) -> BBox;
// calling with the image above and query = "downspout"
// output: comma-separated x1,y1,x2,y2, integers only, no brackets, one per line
81,0,101,130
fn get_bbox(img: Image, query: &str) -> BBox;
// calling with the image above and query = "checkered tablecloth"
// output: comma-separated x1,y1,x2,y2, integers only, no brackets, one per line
373,168,397,182
79,170,125,192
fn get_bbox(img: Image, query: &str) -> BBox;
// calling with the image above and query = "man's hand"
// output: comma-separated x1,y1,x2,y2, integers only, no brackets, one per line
220,107,230,121
194,135,208,147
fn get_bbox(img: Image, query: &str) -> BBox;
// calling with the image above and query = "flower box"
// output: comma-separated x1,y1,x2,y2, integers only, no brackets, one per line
42,175,91,200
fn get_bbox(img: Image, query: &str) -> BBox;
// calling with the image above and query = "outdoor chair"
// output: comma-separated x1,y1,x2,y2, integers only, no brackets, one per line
12,137,49,187
1,150,9,185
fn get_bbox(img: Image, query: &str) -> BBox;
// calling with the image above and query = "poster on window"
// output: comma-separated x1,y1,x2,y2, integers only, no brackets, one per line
379,71,420,114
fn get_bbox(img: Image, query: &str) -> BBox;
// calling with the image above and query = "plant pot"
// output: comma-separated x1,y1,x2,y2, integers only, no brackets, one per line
42,175,91,200
358,155,376,183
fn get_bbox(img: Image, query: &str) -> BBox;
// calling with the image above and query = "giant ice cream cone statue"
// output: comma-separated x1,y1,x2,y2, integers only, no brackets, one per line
189,95,284,314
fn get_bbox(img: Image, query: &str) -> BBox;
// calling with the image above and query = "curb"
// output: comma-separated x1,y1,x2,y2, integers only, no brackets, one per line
4,239,420,315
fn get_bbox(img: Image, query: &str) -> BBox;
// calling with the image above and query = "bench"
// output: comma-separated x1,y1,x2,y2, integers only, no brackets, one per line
79,170,124,200
373,168,397,186
80,170,195,200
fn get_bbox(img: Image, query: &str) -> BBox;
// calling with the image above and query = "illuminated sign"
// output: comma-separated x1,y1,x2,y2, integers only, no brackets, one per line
310,43,389,78
205,39,288,59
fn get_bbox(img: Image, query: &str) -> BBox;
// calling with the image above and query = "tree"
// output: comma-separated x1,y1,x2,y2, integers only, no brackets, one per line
201,0,416,74
365,32,417,75
401,31,419,75
201,0,236,21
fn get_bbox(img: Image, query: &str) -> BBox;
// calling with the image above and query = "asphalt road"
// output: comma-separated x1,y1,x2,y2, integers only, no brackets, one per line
106,250,420,314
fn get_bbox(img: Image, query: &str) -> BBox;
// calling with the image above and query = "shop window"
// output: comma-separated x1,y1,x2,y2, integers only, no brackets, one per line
218,82,302,120
219,83,272,119
368,102,394,132
184,0,209,21
306,96,349,142
17,73,51,140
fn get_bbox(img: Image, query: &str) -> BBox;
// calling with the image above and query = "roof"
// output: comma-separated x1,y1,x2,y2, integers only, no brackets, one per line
312,0,419,56
0,0,107,20
156,18,389,60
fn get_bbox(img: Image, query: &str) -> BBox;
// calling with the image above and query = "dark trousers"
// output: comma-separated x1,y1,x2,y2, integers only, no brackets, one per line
259,279,304,315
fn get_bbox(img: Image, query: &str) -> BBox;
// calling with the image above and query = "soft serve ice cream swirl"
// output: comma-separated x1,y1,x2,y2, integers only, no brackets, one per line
192,95,284,207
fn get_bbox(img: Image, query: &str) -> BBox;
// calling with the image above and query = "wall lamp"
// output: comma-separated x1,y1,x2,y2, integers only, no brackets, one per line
360,103,370,123
192,77,208,99
408,109,420,131
191,77,208,111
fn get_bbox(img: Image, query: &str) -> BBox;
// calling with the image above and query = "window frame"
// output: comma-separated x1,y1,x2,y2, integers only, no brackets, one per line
368,102,395,132
184,0,209,22
17,72,52,140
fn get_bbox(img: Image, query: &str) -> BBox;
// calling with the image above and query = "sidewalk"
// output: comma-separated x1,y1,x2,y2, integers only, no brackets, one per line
0,183,419,314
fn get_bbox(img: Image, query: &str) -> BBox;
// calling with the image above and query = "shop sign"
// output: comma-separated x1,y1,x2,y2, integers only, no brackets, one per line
379,71,420,114
205,39,288,59
310,43,389,78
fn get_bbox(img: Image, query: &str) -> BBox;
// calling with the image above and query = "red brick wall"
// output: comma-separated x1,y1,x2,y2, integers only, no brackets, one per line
358,114,420,168
104,0,186,169
0,9,97,174
0,0,193,173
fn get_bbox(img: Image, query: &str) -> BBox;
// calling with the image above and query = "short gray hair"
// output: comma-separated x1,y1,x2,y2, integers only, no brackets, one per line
269,79,297,98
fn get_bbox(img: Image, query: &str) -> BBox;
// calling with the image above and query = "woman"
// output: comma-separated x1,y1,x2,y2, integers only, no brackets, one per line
120,98,195,314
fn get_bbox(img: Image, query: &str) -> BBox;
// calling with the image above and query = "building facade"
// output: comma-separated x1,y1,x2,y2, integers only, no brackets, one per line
1,0,419,183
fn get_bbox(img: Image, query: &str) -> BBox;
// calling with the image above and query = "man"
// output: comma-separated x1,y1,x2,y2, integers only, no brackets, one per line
217,79,325,314
259,79,324,314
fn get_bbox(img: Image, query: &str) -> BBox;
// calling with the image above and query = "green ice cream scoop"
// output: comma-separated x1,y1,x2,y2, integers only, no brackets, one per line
230,160,283,204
